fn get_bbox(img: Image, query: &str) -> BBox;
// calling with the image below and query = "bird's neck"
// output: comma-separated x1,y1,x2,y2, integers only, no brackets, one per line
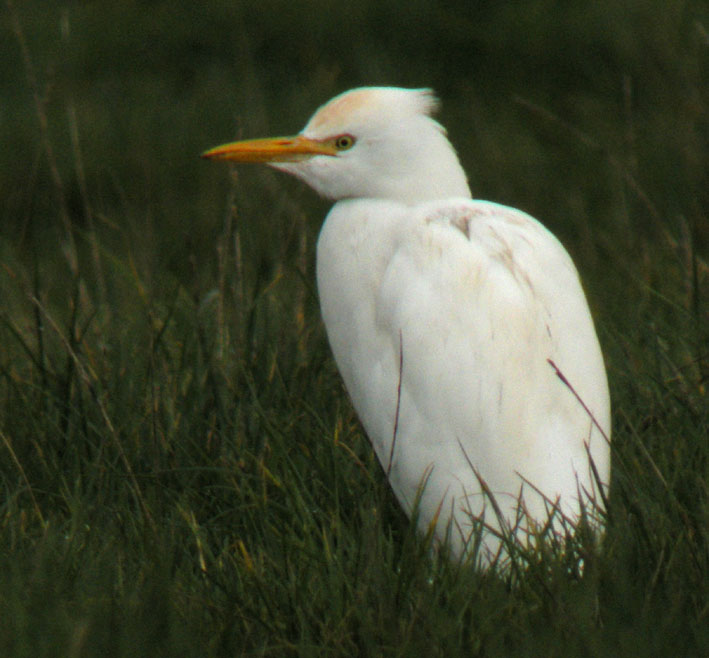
377,129,471,204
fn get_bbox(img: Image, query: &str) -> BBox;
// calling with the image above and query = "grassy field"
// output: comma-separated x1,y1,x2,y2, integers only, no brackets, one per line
1,1,708,655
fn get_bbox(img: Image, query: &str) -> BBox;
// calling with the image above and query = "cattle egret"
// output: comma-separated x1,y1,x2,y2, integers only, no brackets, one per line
202,87,611,565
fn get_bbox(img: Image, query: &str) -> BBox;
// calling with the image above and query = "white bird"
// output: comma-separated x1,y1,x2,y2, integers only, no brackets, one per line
202,87,611,566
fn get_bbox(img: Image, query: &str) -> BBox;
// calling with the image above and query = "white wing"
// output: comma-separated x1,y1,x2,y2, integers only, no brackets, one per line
316,197,610,561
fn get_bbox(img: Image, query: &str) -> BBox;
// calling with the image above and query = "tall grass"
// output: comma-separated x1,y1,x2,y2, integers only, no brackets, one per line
1,1,707,655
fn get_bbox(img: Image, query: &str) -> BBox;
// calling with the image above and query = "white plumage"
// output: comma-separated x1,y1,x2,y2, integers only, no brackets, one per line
203,87,611,565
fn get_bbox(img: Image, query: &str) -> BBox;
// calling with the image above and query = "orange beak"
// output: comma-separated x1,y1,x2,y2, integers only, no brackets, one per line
201,135,337,163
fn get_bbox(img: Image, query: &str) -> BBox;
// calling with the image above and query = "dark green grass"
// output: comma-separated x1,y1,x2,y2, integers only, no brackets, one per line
1,1,708,655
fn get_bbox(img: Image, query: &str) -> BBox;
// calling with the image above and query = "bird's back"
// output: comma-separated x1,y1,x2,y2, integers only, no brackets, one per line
317,197,610,563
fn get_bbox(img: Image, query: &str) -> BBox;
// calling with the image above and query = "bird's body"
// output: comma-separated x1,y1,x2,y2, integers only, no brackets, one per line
317,197,609,560
203,87,611,564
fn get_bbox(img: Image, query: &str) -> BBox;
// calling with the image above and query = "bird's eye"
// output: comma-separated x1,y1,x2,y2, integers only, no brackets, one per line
334,134,355,151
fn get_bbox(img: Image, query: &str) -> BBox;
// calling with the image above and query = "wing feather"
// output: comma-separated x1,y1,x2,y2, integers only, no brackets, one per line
317,198,610,561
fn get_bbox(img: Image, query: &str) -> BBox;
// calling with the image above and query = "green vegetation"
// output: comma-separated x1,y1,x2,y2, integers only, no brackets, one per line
1,1,707,655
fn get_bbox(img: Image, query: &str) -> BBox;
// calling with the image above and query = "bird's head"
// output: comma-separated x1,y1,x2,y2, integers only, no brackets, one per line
202,87,471,204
